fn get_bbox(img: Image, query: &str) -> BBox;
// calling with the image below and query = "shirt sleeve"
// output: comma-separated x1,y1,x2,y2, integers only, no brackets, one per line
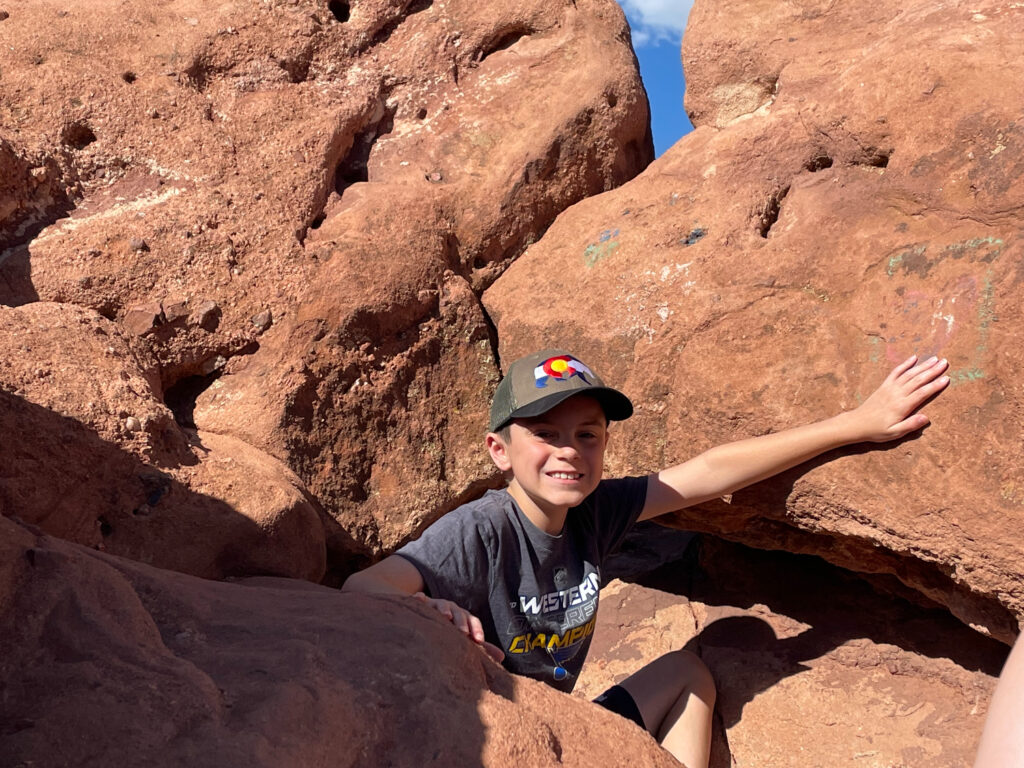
588,475,648,564
393,507,494,615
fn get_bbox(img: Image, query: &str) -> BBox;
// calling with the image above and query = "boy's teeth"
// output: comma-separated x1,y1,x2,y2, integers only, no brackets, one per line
551,472,580,479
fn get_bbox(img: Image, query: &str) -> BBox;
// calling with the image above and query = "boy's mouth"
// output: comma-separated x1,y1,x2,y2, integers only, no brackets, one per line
548,471,583,481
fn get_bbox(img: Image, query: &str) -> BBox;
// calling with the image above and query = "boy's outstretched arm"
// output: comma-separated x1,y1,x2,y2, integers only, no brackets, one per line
639,355,950,521
342,555,505,662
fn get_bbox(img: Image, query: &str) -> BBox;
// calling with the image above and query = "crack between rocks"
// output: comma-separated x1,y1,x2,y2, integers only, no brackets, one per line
477,299,502,375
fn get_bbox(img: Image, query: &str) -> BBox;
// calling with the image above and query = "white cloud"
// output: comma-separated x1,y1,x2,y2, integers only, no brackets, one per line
618,0,694,46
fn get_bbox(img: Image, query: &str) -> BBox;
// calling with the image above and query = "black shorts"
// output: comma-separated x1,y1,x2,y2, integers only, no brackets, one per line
593,684,647,730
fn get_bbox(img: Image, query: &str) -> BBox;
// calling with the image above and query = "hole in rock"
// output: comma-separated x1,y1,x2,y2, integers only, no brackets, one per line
121,71,137,84
164,372,221,429
95,304,118,321
334,105,396,195
866,149,890,168
61,122,97,150
328,0,350,22
804,154,833,172
98,517,113,537
606,92,618,109
755,186,789,238
310,212,326,230
477,25,532,63
416,107,427,120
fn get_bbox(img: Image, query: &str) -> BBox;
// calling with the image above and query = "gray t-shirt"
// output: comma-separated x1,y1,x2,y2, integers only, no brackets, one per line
395,476,647,692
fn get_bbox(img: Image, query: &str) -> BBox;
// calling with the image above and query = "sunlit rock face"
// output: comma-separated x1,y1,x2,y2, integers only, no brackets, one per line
484,0,1024,642
0,0,652,577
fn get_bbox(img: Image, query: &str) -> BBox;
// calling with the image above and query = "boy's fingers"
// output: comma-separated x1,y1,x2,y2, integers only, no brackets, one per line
906,373,950,408
888,413,929,438
890,354,919,382
900,360,946,393
468,614,486,643
899,355,939,384
450,606,470,634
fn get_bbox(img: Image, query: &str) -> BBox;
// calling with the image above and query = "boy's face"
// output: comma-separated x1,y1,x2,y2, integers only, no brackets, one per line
487,394,609,517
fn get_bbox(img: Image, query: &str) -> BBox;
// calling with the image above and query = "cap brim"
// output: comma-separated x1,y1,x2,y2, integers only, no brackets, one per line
499,387,634,428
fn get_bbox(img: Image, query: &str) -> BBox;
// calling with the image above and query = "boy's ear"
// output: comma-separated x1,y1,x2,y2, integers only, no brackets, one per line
485,432,512,472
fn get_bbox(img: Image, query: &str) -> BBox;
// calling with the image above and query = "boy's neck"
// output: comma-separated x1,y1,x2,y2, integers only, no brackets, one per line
507,481,568,535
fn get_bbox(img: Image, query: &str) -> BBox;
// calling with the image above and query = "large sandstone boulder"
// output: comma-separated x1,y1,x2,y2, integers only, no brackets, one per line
580,531,1007,767
0,515,679,768
0,0,652,577
483,0,1024,641
0,302,325,580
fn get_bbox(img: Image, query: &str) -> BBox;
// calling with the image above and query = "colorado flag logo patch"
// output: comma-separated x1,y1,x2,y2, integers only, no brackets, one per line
534,355,593,388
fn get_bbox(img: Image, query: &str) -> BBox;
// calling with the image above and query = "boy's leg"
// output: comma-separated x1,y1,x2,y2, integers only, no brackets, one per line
616,649,716,768
974,636,1024,767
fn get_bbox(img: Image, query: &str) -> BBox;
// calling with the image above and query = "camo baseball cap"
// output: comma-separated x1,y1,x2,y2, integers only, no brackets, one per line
488,350,634,432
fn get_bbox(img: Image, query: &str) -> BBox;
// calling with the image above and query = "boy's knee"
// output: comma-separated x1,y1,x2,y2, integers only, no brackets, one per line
669,650,716,704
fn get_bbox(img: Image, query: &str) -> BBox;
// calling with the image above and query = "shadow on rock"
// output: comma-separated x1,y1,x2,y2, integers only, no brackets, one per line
0,517,679,768
0,389,338,581
634,534,1009,732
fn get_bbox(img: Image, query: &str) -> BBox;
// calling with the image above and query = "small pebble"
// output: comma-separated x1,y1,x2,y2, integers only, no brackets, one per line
250,310,272,333
0,11,10,22
124,416,142,433
195,300,220,331
130,237,149,252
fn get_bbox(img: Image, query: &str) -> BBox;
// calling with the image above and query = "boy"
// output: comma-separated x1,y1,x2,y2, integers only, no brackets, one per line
343,349,950,767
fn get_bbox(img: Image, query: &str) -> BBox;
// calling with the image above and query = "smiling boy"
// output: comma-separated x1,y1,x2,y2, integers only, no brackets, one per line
343,349,949,767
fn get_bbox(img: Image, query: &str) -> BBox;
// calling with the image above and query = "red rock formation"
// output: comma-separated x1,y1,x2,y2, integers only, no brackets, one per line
0,515,679,768
580,531,1006,767
0,0,652,577
0,303,325,580
483,0,1024,640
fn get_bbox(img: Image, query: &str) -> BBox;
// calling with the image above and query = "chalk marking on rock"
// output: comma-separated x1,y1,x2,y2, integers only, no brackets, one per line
583,228,620,268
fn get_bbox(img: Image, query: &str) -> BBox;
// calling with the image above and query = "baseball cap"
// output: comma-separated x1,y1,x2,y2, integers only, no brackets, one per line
488,349,634,432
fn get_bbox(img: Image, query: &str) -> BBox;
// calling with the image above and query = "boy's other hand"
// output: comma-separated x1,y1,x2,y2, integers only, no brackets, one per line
413,592,505,663
848,355,950,442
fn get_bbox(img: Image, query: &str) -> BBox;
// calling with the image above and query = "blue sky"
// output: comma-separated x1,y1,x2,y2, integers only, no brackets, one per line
616,0,695,156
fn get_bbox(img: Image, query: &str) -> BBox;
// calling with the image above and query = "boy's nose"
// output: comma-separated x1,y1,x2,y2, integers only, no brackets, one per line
554,442,581,459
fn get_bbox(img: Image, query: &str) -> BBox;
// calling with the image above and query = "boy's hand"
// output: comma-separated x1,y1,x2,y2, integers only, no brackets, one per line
847,355,950,442
413,592,505,663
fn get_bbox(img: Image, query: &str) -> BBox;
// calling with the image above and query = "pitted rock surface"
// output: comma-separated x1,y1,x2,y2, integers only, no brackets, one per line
0,0,652,576
483,0,1024,641
0,302,325,581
